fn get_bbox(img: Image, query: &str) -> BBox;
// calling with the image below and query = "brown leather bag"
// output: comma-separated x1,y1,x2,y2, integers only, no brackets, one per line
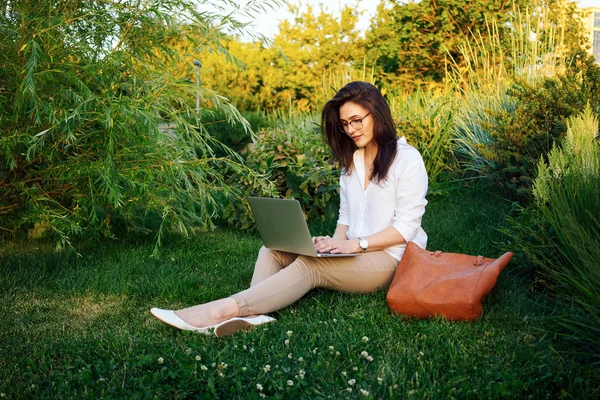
386,242,513,321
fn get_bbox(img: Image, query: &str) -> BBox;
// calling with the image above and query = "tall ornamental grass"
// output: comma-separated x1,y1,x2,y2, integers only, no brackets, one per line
0,0,280,254
389,89,457,182
448,1,569,176
528,107,600,362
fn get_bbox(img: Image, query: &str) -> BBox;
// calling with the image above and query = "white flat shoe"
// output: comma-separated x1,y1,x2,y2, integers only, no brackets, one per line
215,315,277,337
150,308,218,335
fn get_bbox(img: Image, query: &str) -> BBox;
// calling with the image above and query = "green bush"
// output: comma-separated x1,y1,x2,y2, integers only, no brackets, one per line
201,108,270,154
224,114,339,229
503,106,600,363
478,51,600,199
0,0,277,255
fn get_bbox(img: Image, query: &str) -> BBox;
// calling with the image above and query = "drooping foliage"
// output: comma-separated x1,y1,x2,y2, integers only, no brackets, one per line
0,0,279,254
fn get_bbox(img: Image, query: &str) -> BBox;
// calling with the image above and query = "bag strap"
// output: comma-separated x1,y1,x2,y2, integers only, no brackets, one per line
429,250,486,266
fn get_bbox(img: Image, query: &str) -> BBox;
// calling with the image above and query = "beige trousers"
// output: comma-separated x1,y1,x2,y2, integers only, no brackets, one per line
230,246,398,317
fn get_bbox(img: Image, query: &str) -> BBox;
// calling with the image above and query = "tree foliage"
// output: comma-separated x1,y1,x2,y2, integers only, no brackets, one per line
365,0,586,87
0,0,278,254
198,1,366,111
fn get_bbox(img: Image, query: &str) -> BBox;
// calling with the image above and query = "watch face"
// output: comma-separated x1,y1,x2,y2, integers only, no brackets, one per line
359,239,369,250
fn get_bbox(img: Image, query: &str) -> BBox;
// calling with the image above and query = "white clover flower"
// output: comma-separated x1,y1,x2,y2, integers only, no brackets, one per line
195,355,201,361
285,339,290,346
377,377,383,384
361,351,369,358
157,357,164,364
211,363,216,367
298,357,304,362
312,348,318,354
353,366,359,371
263,364,271,373
287,330,293,337
333,318,337,322
335,351,340,356
360,388,369,397
362,336,369,343
259,394,266,398
1,393,5,397
287,380,294,386
393,384,399,389
250,348,255,354
342,371,347,376
288,353,292,359
256,383,263,391
298,369,305,378
185,348,192,354
348,379,356,386
201,365,208,371
243,345,247,350
367,356,373,362
346,387,353,392
329,346,334,350
242,367,247,372
218,371,224,378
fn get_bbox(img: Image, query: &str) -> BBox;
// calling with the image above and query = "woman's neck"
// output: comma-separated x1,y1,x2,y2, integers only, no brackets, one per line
364,144,378,163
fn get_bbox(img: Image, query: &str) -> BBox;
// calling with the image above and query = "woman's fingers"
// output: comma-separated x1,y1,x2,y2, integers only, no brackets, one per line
314,236,335,252
315,237,348,253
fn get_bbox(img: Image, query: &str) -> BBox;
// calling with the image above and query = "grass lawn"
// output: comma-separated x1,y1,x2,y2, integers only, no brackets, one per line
0,183,597,399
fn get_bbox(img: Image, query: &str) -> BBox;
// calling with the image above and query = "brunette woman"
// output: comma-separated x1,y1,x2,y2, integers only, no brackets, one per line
151,81,428,336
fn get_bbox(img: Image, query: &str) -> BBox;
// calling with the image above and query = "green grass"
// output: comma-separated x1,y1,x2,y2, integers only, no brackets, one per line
0,184,597,399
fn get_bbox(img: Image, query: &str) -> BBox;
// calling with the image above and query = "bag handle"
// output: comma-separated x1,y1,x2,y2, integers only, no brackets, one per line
429,251,486,266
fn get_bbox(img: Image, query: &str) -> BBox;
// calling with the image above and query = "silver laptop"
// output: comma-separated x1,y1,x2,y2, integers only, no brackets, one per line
248,197,359,258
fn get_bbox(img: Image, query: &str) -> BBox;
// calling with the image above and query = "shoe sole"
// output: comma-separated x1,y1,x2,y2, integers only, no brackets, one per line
215,319,256,337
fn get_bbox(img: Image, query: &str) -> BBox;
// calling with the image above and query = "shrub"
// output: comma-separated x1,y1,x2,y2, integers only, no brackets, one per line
504,106,600,363
0,0,278,255
224,114,339,229
463,51,600,199
201,108,270,154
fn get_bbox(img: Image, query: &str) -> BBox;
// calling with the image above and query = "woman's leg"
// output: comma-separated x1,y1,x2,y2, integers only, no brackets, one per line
175,246,297,327
231,250,398,317
175,250,397,327
250,246,298,287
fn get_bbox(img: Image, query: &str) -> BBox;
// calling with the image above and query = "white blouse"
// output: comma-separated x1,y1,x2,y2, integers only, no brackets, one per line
337,137,428,260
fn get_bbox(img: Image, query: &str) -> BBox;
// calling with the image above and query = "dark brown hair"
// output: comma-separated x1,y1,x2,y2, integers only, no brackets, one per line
321,81,398,183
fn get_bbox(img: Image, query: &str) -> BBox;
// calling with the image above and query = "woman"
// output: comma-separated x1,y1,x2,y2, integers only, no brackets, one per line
151,81,428,337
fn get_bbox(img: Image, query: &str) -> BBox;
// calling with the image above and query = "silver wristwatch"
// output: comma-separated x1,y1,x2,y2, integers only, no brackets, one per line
358,237,369,252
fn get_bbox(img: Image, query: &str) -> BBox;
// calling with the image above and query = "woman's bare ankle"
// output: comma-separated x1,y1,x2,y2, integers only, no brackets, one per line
175,298,239,328
213,298,240,321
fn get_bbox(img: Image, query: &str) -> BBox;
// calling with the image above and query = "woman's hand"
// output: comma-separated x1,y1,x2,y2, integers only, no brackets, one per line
313,236,361,254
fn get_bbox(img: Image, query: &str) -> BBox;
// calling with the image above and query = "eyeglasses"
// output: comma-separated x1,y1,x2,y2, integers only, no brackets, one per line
338,113,370,132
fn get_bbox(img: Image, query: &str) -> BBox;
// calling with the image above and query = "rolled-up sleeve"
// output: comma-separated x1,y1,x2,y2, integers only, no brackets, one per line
391,150,428,242
337,171,349,226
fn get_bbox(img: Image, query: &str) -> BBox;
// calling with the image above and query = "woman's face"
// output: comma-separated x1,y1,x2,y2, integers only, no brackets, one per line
339,102,374,150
